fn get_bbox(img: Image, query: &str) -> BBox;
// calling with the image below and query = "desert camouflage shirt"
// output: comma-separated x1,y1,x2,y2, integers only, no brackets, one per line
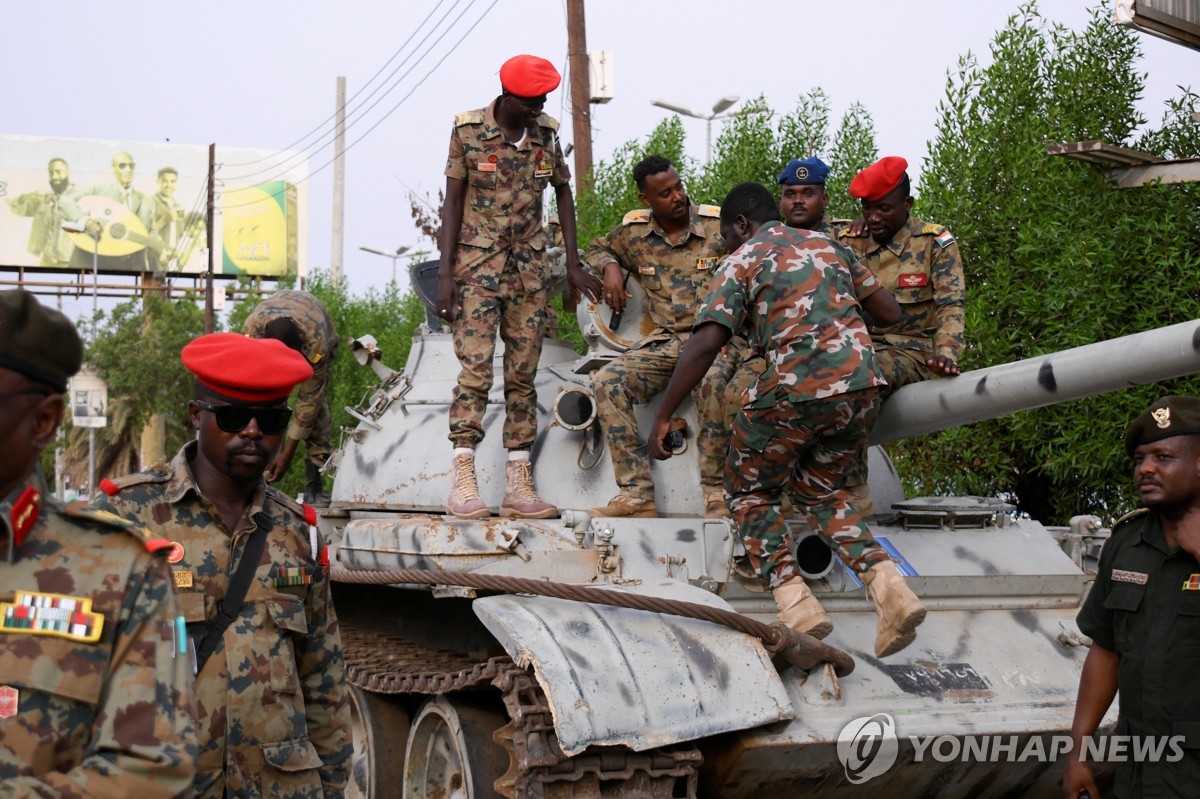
586,204,725,345
838,215,966,360
242,290,339,442
444,100,569,291
93,444,351,799
697,222,885,407
1,469,196,797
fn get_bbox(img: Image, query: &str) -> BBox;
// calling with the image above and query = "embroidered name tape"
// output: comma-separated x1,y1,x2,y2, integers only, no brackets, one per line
1112,569,1149,585
1,591,104,643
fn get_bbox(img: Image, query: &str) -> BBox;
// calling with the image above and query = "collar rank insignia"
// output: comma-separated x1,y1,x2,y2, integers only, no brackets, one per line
276,567,313,588
0,591,104,643
1153,407,1171,429
1183,574,1200,591
10,487,41,548
0,685,17,718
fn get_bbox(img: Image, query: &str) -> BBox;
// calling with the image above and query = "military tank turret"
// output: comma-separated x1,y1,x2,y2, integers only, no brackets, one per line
319,258,1200,798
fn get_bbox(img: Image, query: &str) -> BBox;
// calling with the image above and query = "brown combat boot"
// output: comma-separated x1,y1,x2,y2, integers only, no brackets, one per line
862,560,927,657
589,494,658,518
446,452,489,519
500,460,557,519
772,577,833,639
704,490,731,518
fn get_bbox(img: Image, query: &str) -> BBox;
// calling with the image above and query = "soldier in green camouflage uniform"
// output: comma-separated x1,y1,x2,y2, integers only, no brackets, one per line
649,183,927,659
243,289,339,506
0,289,197,796
93,332,351,799
437,54,601,520
586,155,737,518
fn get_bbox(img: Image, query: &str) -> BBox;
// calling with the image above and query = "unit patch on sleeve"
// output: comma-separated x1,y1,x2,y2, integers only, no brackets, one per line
0,591,104,643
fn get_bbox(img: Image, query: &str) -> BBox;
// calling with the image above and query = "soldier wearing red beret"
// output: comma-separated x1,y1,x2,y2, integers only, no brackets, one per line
437,54,602,520
92,332,352,798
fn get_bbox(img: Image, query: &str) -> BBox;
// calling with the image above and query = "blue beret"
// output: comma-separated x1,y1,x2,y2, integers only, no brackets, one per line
779,157,830,186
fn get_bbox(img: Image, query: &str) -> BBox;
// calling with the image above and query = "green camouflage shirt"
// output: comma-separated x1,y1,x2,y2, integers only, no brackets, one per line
242,290,339,442
1,469,197,797
444,100,569,291
838,215,966,360
93,444,351,799
586,203,725,344
698,222,885,407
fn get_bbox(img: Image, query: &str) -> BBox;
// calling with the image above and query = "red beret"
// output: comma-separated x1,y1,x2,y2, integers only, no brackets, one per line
849,156,909,201
181,332,313,403
499,54,561,99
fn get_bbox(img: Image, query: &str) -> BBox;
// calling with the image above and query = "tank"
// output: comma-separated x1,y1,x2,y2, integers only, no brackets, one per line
319,258,1200,798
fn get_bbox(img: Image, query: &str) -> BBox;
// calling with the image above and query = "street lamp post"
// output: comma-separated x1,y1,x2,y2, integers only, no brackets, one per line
651,95,741,164
360,245,411,285
61,220,100,498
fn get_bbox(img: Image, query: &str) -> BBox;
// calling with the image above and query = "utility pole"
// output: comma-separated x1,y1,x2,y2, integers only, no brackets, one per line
204,143,215,334
565,0,593,193
331,76,346,284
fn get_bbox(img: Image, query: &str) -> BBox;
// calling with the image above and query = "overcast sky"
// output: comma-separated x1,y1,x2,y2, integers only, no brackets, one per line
3,0,1196,316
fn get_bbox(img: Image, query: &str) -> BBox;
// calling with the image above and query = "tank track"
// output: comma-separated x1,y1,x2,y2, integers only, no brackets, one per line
342,626,700,798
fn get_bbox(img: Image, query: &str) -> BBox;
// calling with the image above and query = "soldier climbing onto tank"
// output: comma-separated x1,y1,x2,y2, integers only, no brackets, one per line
648,182,928,659
437,53,602,520
585,154,740,519
242,289,339,506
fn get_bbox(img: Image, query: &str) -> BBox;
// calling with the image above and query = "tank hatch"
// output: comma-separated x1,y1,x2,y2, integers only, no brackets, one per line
890,495,1016,530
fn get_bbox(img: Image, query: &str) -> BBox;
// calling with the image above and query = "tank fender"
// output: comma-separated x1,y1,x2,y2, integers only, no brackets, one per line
473,578,794,756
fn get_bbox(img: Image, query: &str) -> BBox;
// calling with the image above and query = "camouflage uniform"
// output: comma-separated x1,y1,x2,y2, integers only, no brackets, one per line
242,290,340,468
838,215,966,394
1,470,196,796
93,443,352,799
445,101,567,450
698,222,890,588
586,204,736,496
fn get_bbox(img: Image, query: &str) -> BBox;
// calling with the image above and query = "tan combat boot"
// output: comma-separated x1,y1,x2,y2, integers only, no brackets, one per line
704,490,731,518
772,577,833,639
862,560,927,657
500,460,557,519
589,494,658,518
446,452,489,519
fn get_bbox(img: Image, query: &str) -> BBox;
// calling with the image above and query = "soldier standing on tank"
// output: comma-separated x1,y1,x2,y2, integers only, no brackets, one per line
437,53,602,520
648,182,928,659
586,155,738,519
838,156,965,514
93,332,352,798
1065,395,1200,799
0,289,197,795
242,289,339,506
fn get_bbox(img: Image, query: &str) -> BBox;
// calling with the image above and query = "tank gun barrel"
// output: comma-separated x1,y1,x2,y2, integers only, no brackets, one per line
871,319,1200,445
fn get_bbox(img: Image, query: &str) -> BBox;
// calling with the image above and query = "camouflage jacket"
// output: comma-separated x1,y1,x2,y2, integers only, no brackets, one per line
838,215,965,360
698,222,886,407
444,100,569,291
1,470,197,797
93,444,351,799
242,290,340,442
586,204,725,345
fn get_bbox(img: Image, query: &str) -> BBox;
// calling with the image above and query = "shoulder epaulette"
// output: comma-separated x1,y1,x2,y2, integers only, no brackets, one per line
454,110,485,127
266,485,317,525
1112,507,1149,530
697,204,721,219
536,114,560,132
99,470,169,496
62,501,174,555
622,208,651,226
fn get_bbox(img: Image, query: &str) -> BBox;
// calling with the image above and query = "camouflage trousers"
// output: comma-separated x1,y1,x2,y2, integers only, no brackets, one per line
449,269,548,450
592,337,737,498
723,354,766,428
303,360,335,469
727,388,888,589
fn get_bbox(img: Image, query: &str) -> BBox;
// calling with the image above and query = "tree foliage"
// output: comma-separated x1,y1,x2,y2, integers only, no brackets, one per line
907,1,1200,522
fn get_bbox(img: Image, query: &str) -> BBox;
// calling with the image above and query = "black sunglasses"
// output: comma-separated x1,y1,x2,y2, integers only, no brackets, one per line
194,400,291,434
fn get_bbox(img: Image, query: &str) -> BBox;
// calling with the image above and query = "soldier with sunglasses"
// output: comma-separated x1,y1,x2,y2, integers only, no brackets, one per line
93,332,352,799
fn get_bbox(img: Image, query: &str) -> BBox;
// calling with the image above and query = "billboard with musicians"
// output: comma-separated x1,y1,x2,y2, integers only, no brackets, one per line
0,134,307,277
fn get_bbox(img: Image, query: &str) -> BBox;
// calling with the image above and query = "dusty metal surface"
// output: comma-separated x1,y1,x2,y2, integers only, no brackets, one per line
474,579,793,756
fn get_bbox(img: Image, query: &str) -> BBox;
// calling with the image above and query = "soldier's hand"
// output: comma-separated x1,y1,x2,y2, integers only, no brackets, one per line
568,265,602,304
601,268,631,316
846,217,868,237
648,415,674,460
926,355,961,376
437,275,459,323
1062,758,1098,799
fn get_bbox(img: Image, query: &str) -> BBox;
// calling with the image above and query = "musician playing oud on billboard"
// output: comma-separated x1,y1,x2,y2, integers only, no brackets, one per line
62,151,167,272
